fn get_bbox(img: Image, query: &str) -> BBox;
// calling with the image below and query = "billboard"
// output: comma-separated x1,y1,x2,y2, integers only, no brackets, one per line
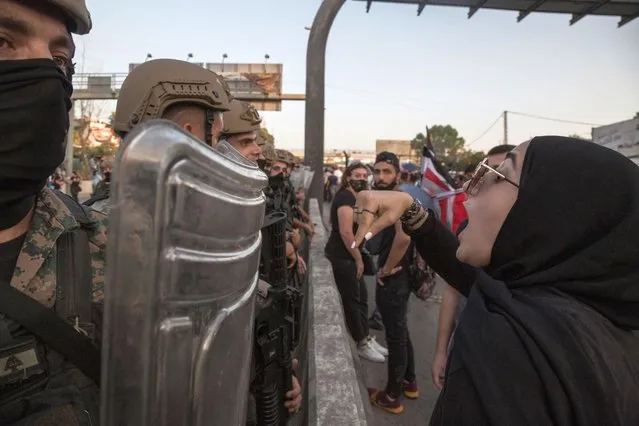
206,63,283,112
127,62,283,111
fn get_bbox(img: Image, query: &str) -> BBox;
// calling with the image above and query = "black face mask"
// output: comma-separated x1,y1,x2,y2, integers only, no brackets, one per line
269,173,285,188
349,179,368,193
104,172,112,183
374,181,397,191
0,59,73,229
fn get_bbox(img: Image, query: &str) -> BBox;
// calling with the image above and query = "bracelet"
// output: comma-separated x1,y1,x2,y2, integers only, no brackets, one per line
400,199,423,223
400,200,428,231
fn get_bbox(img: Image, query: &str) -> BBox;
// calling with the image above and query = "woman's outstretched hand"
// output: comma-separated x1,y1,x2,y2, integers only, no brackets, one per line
351,190,414,249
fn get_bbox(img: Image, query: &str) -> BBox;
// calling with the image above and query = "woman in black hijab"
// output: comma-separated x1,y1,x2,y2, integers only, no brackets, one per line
352,136,639,425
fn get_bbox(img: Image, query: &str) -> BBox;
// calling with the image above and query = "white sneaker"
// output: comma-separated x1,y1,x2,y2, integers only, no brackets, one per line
368,336,388,357
358,341,386,363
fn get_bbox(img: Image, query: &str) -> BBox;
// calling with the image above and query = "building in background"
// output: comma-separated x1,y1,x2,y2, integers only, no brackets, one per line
592,115,639,166
375,139,421,164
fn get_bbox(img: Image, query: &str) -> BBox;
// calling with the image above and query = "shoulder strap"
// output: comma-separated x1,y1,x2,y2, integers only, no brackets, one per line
0,281,101,384
83,192,109,208
52,191,97,344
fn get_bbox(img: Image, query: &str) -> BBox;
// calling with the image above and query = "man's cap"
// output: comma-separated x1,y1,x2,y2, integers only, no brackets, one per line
50,0,92,35
375,151,400,171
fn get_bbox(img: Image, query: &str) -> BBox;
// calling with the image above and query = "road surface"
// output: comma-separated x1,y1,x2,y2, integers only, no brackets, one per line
362,276,444,425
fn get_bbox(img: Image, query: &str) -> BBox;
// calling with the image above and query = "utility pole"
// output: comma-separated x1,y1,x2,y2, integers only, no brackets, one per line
503,110,509,145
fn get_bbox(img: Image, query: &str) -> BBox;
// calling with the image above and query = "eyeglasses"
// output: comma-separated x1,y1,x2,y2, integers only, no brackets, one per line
465,158,519,196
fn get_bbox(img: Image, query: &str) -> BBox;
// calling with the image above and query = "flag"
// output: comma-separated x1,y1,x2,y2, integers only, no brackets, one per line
419,128,468,234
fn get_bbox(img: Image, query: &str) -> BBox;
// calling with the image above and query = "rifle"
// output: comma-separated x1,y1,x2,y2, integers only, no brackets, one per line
252,212,301,426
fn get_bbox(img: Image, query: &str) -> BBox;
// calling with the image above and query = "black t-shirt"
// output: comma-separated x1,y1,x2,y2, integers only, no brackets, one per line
325,188,357,260
0,233,27,284
367,224,412,271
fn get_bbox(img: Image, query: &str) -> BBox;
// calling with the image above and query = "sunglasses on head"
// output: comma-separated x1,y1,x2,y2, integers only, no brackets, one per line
465,158,519,196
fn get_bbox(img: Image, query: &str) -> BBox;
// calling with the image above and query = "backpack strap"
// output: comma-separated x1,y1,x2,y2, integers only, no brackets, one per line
0,280,101,385
53,191,97,338
82,192,109,207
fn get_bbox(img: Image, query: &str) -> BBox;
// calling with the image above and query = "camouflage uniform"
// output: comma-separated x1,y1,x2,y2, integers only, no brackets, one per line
11,187,108,305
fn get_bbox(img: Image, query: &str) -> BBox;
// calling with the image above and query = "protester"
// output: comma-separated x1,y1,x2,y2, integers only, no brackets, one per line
324,162,387,363
353,136,639,426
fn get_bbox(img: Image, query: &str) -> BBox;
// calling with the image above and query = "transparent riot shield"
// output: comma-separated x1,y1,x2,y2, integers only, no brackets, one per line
289,168,305,191
216,138,255,166
101,119,268,426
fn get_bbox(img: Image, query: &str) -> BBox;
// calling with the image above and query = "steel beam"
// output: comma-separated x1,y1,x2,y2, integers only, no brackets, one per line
570,0,609,25
467,0,488,19
305,0,347,210
366,0,373,13
417,0,429,16
618,11,639,27
517,0,546,22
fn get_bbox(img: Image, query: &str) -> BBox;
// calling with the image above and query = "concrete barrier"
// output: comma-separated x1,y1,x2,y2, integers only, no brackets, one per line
304,199,372,426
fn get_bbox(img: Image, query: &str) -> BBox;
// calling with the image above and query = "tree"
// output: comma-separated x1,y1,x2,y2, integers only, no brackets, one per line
568,133,588,140
412,124,468,169
73,99,104,177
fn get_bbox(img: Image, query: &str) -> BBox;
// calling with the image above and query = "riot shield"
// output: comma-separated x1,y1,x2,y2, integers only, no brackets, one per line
216,138,255,166
102,119,268,426
289,168,304,191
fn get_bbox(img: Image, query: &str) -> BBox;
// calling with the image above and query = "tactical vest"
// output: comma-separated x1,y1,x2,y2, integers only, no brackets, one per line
0,192,101,426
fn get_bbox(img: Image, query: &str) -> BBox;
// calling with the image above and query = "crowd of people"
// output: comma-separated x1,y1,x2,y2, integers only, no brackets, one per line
0,0,637,425
323,136,639,424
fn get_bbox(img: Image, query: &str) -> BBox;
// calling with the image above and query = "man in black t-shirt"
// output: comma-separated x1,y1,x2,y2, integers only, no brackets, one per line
365,152,418,415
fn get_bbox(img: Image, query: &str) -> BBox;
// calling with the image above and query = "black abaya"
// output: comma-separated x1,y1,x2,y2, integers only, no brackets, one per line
412,136,639,426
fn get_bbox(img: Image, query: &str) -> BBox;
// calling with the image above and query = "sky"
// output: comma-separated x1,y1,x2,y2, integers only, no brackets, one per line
75,0,639,153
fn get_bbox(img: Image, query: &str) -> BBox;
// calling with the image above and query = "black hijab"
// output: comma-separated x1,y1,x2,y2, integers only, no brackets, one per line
455,136,639,426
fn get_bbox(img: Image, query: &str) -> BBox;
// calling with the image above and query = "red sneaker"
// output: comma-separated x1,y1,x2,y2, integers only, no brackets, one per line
369,388,404,414
402,380,419,399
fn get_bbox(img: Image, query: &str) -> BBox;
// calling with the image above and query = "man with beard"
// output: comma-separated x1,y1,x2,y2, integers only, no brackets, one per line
366,152,418,414
0,1,106,424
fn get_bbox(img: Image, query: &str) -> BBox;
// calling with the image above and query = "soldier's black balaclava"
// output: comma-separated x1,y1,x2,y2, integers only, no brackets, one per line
0,59,72,229
269,173,285,189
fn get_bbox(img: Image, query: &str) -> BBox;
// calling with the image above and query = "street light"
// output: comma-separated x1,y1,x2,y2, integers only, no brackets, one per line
186,53,194,62
264,54,270,64
145,53,152,62
222,53,228,71
304,26,312,30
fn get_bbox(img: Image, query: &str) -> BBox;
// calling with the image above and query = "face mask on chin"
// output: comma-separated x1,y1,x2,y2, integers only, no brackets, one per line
0,59,73,230
349,179,368,193
374,181,397,191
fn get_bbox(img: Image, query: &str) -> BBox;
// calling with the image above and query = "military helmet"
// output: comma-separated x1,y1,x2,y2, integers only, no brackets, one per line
50,0,92,34
256,131,268,147
114,59,231,134
275,149,296,166
262,143,277,163
221,100,262,136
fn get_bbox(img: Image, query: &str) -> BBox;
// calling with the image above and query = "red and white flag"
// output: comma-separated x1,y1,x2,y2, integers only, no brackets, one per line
419,128,468,234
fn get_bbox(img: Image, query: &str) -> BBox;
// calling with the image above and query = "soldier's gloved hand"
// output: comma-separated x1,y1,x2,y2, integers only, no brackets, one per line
285,358,302,414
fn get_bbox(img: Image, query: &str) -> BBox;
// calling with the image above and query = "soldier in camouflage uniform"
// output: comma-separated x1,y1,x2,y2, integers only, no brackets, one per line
219,100,303,421
0,1,107,424
88,59,232,214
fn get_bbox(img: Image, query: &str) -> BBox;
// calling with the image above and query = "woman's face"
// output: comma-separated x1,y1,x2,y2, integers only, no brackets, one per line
456,142,528,267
